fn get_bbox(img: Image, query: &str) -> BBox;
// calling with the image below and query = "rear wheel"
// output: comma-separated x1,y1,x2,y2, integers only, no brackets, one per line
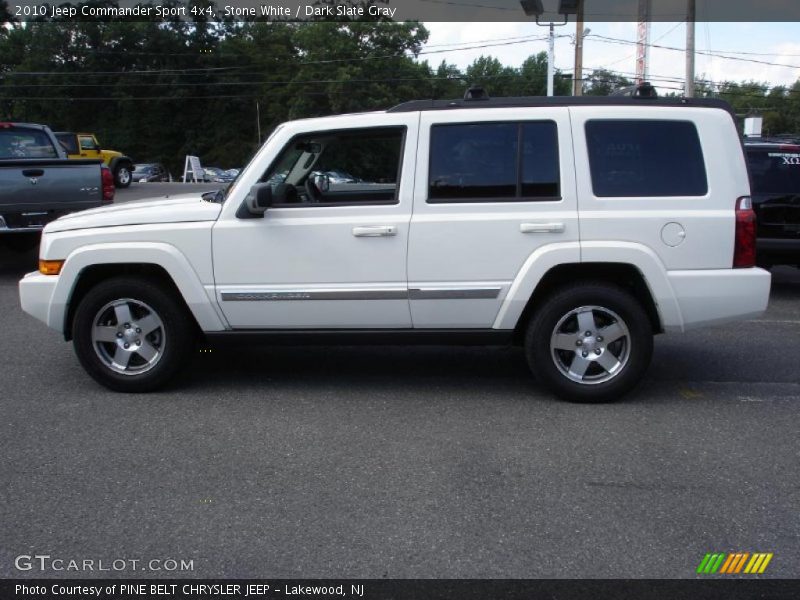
525,283,653,403
72,277,195,392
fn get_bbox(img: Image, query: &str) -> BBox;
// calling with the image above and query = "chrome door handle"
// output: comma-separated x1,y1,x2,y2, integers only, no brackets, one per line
352,225,397,237
520,222,565,234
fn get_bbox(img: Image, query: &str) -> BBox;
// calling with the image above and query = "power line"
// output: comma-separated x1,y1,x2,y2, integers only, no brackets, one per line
587,33,800,70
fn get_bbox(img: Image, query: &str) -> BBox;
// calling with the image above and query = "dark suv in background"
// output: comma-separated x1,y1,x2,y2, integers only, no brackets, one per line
744,137,800,268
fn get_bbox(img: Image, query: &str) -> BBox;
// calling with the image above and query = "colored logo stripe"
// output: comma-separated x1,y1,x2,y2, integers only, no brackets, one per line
698,552,773,574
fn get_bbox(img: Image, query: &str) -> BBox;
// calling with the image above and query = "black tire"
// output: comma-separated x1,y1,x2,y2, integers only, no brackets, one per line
524,282,653,403
114,164,132,188
72,276,195,392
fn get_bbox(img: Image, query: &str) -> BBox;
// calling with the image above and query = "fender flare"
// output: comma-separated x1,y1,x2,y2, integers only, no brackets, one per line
108,155,133,172
492,241,684,332
48,242,228,334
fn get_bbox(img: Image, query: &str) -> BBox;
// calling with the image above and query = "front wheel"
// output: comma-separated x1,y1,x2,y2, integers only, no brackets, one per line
525,283,653,403
114,164,132,188
72,277,195,392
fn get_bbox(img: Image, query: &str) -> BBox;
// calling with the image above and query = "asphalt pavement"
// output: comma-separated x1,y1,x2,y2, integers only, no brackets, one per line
0,191,798,579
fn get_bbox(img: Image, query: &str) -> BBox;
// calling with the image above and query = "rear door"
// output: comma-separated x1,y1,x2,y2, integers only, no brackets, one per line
408,107,579,328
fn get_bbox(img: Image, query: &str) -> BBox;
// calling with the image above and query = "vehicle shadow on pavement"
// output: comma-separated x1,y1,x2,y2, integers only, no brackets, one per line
181,343,538,396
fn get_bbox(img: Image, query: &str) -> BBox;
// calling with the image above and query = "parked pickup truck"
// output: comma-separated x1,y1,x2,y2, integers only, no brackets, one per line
1,122,114,250
19,91,771,402
55,131,135,188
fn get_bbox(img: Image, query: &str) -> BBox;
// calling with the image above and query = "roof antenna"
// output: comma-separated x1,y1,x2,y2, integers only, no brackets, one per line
464,85,490,101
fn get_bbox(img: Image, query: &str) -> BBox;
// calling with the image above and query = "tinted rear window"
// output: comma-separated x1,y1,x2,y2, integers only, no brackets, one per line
585,120,707,197
746,148,800,195
0,128,58,159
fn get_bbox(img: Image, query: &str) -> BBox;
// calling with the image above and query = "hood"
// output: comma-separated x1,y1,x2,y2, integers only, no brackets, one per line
44,194,222,234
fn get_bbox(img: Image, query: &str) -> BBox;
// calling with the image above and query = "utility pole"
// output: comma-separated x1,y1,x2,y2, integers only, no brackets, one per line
547,22,555,97
635,0,651,84
685,0,696,97
519,1,575,97
573,0,584,96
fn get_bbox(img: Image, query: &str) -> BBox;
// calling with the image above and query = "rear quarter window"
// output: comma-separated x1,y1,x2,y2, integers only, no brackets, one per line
585,120,708,197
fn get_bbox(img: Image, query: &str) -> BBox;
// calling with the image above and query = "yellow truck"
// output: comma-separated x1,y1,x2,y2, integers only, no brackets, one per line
55,132,135,188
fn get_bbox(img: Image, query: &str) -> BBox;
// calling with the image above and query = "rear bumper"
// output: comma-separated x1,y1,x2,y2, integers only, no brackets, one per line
19,271,60,330
667,268,771,331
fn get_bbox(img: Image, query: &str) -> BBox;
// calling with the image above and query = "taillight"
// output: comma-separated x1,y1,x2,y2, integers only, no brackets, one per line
733,196,756,268
101,166,115,202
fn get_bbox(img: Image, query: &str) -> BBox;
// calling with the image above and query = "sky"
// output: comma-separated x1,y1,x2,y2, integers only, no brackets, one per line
422,22,800,93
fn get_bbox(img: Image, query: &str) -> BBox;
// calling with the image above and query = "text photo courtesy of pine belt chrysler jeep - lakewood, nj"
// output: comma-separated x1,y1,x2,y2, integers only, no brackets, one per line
18,93,771,402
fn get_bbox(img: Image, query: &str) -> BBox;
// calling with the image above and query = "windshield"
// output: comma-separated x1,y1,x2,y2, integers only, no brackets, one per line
747,149,800,195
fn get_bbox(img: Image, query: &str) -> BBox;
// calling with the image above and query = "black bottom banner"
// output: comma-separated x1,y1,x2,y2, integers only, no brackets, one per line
2,579,799,600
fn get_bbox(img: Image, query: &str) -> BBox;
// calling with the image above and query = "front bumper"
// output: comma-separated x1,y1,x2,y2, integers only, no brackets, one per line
19,271,60,331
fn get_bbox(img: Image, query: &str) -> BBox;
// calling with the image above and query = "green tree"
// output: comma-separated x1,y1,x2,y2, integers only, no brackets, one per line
584,68,632,96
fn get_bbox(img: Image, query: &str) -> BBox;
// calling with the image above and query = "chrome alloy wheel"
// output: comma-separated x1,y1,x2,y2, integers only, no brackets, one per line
116,167,131,186
91,298,165,376
549,305,631,385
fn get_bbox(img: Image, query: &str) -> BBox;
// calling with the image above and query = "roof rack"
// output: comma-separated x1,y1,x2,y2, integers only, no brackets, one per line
386,95,732,114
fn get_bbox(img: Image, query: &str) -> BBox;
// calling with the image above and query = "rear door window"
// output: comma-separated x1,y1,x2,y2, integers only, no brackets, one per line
428,121,560,202
585,120,707,197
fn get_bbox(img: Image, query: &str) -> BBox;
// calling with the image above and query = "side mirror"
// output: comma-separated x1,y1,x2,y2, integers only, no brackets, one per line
240,183,273,218
313,172,330,193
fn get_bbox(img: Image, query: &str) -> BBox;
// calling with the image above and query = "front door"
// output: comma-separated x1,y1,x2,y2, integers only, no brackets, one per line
212,115,418,329
77,135,102,160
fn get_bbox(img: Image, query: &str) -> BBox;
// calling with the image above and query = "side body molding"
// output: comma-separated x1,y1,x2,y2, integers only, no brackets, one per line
48,242,228,333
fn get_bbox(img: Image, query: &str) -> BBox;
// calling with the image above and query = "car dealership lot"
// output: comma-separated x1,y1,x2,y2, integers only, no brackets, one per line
1,190,798,579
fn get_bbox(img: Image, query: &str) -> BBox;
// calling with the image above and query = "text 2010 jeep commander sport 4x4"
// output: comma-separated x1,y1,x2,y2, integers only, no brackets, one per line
19,93,771,402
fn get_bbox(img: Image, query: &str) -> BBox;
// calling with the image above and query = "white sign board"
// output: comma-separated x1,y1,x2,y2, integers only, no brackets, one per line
182,155,204,182
744,117,763,138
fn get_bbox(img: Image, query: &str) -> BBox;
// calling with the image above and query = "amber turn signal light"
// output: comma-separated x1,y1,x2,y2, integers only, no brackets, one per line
38,260,64,275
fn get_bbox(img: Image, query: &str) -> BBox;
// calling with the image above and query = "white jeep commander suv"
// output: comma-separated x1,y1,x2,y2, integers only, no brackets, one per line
19,92,771,402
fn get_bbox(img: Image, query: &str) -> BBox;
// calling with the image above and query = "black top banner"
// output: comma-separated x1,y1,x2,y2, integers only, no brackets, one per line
2,579,800,600
4,0,800,23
